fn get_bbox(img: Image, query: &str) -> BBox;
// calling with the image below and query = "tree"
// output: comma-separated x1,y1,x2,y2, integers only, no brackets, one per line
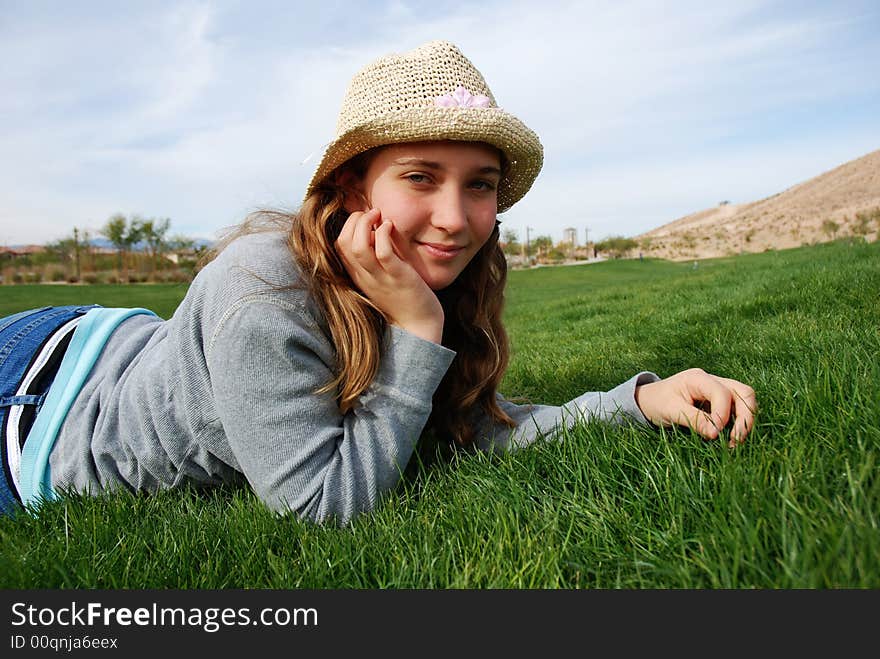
501,227,520,256
72,227,82,280
531,235,553,258
101,213,144,279
595,235,638,259
140,217,171,273
555,238,575,259
77,228,92,275
168,234,195,252
45,236,78,278
101,213,127,273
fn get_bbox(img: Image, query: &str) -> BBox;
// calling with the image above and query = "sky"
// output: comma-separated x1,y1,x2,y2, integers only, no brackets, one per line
2,0,879,247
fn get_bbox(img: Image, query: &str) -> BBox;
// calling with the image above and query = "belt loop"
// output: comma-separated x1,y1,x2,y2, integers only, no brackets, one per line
0,394,46,408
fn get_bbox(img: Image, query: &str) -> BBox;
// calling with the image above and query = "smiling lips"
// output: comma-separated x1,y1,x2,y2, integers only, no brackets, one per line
418,241,466,260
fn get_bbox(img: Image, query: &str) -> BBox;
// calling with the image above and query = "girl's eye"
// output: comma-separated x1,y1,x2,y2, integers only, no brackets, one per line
407,174,429,184
470,180,496,191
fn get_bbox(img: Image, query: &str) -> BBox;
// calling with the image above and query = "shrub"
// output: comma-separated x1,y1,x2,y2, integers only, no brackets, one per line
853,208,879,235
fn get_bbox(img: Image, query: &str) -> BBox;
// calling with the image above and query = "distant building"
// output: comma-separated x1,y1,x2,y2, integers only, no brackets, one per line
563,227,578,247
0,244,46,260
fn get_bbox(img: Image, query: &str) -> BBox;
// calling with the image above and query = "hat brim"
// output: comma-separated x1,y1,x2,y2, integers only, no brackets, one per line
305,107,543,214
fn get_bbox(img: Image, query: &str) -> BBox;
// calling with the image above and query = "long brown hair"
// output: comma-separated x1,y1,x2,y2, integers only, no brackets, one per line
205,145,516,448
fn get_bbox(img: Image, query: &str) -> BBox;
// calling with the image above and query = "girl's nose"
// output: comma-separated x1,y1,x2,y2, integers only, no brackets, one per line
431,188,468,232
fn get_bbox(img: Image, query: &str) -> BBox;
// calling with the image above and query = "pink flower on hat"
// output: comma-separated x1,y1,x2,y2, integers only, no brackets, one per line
434,86,491,108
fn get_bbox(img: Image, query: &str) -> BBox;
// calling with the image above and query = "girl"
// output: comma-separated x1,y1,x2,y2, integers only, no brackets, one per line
0,40,756,525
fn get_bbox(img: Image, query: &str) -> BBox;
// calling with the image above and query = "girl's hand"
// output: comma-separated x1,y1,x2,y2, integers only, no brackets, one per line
335,208,445,343
634,368,757,447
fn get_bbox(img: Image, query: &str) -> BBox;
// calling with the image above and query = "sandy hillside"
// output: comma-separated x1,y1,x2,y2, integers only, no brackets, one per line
635,148,880,261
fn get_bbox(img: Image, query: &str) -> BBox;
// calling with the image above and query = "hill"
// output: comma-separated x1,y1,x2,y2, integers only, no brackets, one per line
636,148,880,261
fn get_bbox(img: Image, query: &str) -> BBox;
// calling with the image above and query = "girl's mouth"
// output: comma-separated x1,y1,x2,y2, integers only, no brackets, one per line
418,242,466,259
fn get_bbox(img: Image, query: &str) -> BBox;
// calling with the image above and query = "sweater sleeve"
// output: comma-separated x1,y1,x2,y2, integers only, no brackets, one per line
206,297,455,525
472,371,662,453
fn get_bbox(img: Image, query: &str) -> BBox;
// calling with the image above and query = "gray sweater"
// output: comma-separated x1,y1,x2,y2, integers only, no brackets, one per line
49,231,660,524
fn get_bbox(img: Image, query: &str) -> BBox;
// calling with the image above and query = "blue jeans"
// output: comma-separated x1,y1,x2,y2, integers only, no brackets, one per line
0,305,99,516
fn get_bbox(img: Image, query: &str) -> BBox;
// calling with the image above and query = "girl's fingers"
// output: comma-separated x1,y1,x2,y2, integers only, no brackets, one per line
336,212,355,246
724,380,758,446
688,375,757,446
373,221,397,267
337,208,369,247
351,209,380,262
643,370,758,446
674,404,717,440
683,371,732,438
334,212,362,269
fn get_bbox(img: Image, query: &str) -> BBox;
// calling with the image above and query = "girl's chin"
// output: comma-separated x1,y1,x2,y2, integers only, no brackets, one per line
418,269,460,291
407,253,468,290
424,278,455,291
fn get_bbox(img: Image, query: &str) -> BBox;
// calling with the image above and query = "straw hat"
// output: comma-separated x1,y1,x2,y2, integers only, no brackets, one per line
304,40,543,213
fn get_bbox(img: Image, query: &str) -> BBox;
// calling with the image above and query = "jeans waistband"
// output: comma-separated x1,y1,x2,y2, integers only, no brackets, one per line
0,305,99,515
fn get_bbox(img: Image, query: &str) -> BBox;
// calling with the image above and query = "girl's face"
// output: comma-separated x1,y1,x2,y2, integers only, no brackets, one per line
347,140,502,291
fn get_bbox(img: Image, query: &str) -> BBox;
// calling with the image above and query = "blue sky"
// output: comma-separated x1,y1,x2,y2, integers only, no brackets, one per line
2,0,878,246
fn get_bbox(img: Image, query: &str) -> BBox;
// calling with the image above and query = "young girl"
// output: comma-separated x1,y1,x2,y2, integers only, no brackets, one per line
0,40,756,525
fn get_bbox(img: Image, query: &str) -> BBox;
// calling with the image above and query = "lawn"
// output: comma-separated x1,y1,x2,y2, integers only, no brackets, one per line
1,239,878,588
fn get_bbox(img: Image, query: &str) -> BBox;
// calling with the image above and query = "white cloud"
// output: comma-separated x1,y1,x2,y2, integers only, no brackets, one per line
1,0,878,245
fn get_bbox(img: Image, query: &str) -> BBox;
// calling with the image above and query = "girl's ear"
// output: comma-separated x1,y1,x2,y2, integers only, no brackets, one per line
335,168,368,214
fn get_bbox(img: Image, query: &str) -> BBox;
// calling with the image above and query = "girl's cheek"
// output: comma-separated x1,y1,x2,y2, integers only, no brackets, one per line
477,215,497,243
387,216,417,241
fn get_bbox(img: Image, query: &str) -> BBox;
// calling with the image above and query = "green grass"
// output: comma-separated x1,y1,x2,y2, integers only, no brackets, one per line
0,282,190,320
1,239,878,588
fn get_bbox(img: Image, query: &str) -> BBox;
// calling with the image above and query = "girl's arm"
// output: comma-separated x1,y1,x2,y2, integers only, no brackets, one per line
470,371,662,452
471,369,757,452
207,298,455,525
